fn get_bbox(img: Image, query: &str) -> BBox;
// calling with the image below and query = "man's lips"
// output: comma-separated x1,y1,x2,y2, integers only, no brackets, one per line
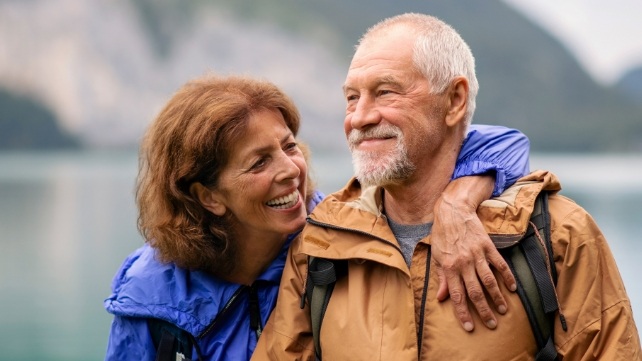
356,137,395,150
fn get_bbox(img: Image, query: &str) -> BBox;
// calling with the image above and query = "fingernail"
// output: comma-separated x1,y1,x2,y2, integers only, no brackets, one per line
509,283,517,292
498,305,507,314
464,322,474,332
486,319,497,329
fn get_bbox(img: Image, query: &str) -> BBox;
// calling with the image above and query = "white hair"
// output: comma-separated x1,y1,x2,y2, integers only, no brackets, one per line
357,13,479,128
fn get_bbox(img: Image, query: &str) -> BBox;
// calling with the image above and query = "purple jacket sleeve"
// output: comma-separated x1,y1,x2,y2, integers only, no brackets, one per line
105,316,156,361
453,124,530,196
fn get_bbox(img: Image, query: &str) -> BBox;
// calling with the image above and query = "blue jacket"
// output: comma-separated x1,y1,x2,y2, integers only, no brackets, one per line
104,124,529,361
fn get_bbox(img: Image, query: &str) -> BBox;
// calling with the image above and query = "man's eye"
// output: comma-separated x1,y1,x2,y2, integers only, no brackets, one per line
346,94,358,102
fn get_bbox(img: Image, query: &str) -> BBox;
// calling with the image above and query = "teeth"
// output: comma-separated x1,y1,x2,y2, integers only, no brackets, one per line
266,190,299,209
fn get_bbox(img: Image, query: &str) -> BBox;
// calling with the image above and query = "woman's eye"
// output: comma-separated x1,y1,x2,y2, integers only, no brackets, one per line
251,157,268,170
285,142,298,151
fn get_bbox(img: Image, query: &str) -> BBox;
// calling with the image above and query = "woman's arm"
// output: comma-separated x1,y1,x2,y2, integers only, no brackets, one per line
432,124,530,332
453,124,530,196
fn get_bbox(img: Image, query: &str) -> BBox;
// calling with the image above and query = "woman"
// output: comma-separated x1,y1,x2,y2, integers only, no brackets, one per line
104,74,529,360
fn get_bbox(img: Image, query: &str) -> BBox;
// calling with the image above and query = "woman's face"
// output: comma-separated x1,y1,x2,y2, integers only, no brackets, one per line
205,108,308,244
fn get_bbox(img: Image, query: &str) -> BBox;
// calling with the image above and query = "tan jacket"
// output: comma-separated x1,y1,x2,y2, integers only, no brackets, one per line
252,170,641,361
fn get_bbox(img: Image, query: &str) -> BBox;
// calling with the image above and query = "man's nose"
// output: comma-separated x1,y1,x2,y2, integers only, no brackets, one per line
349,96,381,130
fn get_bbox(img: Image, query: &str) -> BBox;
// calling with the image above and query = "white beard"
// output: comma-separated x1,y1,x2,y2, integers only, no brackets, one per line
348,125,415,187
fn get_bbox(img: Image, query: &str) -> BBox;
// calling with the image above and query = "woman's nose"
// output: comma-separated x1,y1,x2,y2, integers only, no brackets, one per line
275,152,301,181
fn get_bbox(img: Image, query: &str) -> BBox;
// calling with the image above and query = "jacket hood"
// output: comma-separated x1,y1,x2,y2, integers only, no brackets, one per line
479,170,561,246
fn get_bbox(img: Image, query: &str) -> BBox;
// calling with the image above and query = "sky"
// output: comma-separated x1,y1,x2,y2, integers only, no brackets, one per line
502,0,642,85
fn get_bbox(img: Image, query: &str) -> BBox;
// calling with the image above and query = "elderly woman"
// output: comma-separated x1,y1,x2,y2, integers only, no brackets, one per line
104,75,529,360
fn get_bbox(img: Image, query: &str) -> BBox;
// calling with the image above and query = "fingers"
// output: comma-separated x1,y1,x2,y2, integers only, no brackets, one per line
440,251,509,331
461,262,497,330
486,247,517,292
445,270,475,332
476,260,508,316
435,266,449,301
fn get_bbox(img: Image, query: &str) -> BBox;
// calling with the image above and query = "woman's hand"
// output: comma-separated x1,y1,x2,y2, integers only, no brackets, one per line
431,175,517,332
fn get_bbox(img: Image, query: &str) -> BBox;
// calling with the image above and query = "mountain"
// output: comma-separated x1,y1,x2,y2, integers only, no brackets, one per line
212,0,642,152
0,0,640,152
0,88,79,150
616,66,642,103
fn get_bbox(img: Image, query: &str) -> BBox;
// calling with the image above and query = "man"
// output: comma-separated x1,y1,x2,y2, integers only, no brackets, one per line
253,13,641,360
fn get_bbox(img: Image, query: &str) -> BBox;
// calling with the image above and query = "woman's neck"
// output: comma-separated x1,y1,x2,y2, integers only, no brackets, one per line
223,234,288,285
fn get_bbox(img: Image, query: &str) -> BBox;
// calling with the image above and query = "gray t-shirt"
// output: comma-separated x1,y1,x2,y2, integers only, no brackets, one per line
387,217,432,267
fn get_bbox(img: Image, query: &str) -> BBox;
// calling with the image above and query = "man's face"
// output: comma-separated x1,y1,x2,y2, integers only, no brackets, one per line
343,27,449,187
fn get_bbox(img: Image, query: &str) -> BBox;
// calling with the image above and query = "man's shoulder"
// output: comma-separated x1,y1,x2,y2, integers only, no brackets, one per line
311,178,381,218
477,169,583,237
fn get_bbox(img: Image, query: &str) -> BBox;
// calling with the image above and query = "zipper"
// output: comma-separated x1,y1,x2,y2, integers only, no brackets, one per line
249,283,262,340
308,216,427,355
197,282,265,342
308,216,431,359
197,285,247,339
416,247,431,359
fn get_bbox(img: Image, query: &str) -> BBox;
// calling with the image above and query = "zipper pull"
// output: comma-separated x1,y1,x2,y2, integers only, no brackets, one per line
300,289,307,309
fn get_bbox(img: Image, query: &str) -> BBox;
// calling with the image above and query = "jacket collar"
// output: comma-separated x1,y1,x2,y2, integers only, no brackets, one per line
104,236,292,335
301,171,561,268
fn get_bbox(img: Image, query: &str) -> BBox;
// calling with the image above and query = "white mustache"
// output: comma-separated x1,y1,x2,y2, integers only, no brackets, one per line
348,125,402,147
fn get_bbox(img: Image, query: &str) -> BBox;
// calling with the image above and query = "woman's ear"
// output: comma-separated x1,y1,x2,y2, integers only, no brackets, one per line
445,76,468,128
190,182,227,216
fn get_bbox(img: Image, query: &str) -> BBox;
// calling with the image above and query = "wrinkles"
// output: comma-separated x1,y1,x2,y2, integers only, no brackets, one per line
557,300,639,359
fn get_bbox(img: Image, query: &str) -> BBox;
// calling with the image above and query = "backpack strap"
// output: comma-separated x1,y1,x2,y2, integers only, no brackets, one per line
302,256,344,361
148,285,245,361
502,192,560,361
148,318,194,361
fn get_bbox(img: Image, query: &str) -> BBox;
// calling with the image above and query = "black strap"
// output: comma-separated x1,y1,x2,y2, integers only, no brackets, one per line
305,257,343,361
148,318,195,361
522,236,558,315
249,284,263,340
504,193,559,361
535,337,558,361
155,329,177,361
506,249,547,347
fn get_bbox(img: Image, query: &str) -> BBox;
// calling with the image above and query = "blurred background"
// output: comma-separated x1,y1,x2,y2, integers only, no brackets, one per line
0,0,640,359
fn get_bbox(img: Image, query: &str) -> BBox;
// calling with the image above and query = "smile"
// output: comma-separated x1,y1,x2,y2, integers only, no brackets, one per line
359,136,394,145
266,190,300,209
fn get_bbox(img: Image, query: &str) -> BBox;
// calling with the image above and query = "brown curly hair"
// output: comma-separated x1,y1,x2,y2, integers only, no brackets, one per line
136,74,314,276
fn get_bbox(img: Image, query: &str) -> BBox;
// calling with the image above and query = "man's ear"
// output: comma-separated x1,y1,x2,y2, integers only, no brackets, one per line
190,182,227,216
444,76,468,128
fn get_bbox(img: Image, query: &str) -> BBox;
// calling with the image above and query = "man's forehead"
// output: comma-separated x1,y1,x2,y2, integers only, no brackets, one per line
343,72,404,91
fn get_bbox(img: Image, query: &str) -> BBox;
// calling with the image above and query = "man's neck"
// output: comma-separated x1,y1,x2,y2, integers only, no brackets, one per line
382,141,460,224
383,177,447,224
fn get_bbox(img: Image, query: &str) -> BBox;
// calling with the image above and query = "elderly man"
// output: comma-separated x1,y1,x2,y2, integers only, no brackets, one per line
253,13,640,361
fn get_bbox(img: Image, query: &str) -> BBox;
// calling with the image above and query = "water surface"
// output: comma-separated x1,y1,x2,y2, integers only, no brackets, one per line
0,151,639,360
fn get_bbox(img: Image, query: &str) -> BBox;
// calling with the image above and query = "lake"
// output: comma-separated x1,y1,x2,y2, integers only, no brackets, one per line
0,151,640,360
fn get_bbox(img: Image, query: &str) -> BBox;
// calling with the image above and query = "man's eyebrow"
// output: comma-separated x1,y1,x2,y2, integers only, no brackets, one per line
343,75,402,94
378,75,404,88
